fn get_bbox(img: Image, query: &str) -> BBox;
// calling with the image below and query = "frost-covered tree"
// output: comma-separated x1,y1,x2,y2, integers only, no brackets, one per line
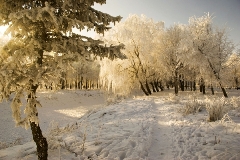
182,14,236,97
160,24,186,95
0,0,124,159
224,51,240,89
99,14,164,96
99,58,132,94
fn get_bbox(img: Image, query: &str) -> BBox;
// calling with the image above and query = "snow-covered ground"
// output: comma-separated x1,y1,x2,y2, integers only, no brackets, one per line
0,90,106,146
0,89,240,160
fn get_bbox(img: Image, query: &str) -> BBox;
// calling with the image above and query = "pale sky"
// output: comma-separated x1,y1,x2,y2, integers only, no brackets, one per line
0,0,239,45
93,0,240,45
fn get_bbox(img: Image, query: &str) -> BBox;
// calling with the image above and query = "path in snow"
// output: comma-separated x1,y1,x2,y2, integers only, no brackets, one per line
148,98,175,160
147,92,240,160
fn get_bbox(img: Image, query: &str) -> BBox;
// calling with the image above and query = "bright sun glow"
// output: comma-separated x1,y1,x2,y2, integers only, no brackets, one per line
0,26,8,36
0,25,98,38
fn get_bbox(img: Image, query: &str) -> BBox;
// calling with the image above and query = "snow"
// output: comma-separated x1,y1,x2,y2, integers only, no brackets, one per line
0,90,105,145
0,89,240,159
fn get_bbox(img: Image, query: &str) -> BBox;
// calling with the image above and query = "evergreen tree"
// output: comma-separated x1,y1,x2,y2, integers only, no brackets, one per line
0,0,124,159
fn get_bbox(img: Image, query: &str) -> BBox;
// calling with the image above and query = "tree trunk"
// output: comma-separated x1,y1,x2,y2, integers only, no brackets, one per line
193,81,196,91
154,80,159,92
28,82,48,160
205,55,227,97
235,77,239,89
179,75,184,91
222,87,228,97
180,80,184,91
97,79,99,89
61,79,65,89
50,83,53,90
190,81,192,91
174,81,178,95
30,122,48,160
80,76,83,89
30,34,48,159
202,85,205,94
211,84,214,95
199,77,204,94
67,80,70,89
185,81,188,91
200,85,203,92
145,80,151,95
214,80,228,97
139,81,149,96
219,83,228,98
75,81,77,89
174,73,178,95
159,81,164,91
150,82,156,92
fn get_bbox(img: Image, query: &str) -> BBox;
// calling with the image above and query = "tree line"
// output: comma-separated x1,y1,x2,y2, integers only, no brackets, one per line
99,14,240,98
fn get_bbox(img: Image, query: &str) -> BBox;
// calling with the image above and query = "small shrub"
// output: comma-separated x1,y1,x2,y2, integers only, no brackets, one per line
179,94,203,116
205,97,229,122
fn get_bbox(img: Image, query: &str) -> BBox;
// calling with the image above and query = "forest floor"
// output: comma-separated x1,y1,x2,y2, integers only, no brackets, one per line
0,89,240,160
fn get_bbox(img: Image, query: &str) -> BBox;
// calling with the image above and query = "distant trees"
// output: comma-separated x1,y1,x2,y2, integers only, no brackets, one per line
0,0,124,159
59,59,101,90
99,14,239,97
